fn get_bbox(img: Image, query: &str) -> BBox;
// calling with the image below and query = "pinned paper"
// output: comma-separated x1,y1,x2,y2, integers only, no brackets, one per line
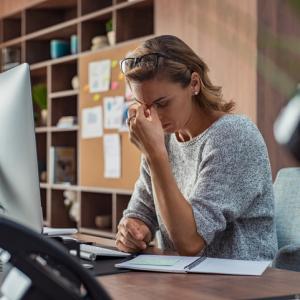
103,134,121,178
119,100,134,132
93,94,101,102
111,81,119,90
83,84,89,92
111,60,118,68
118,72,124,81
104,96,124,129
81,106,103,139
89,60,111,93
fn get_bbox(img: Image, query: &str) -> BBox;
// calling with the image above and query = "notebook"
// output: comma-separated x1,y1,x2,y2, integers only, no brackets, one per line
115,255,271,276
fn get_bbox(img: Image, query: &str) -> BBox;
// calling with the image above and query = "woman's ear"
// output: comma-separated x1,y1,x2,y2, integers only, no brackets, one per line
190,72,201,95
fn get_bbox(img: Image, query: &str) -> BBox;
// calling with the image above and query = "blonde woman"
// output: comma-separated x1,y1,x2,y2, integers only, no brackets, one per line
116,35,277,259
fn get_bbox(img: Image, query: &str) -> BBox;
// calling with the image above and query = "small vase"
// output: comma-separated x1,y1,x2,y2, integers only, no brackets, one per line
40,109,48,126
107,31,116,46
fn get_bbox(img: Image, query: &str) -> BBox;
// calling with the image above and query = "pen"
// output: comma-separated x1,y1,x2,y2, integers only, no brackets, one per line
70,250,97,261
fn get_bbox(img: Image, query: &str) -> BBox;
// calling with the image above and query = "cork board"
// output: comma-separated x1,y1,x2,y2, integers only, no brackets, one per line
79,41,141,190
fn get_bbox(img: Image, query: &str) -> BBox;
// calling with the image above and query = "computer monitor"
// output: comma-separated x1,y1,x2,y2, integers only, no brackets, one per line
0,63,43,233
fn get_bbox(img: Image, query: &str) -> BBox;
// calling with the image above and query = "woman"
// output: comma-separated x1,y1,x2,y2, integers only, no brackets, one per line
116,35,278,260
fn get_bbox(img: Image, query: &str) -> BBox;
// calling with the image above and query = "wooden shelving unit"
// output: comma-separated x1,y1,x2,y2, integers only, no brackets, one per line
0,0,155,239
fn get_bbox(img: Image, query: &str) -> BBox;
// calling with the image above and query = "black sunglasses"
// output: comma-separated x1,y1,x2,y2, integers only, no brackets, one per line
120,52,171,74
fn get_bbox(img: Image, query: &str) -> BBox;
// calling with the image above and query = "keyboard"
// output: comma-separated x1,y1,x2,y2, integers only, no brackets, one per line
80,244,130,257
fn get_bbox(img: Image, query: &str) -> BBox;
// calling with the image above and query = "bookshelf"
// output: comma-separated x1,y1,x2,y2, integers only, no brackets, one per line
0,0,155,239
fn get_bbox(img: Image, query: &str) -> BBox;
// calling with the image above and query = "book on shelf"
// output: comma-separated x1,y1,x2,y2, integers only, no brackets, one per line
49,147,76,184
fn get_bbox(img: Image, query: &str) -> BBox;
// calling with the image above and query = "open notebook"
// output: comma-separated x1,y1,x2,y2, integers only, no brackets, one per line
115,255,271,276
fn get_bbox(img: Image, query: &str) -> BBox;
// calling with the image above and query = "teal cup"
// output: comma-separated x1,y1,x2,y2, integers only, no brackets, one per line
50,40,70,59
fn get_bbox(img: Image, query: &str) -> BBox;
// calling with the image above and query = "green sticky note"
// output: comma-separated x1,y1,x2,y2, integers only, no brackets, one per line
129,256,181,266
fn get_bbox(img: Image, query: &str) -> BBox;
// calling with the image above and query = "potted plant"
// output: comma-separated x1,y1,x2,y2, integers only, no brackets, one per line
32,83,47,126
106,19,115,46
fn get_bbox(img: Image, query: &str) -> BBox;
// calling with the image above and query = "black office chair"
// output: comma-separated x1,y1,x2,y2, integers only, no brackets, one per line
0,216,111,300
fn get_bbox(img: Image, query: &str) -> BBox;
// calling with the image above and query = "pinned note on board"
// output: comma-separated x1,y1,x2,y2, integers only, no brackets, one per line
111,81,119,90
93,94,101,102
118,72,124,81
81,106,103,139
88,60,111,93
111,59,118,68
103,133,121,178
103,96,124,129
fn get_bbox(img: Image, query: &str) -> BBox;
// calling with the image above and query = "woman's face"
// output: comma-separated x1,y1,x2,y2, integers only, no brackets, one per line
129,77,196,133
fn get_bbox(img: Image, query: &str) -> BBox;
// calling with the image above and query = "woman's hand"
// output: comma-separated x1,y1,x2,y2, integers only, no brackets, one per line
116,217,152,253
127,104,167,160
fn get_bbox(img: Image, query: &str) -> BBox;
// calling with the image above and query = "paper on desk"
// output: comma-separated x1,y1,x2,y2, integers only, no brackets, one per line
189,258,272,276
128,255,182,266
81,106,103,139
43,227,78,236
115,254,271,276
89,60,111,93
104,96,124,129
103,133,121,178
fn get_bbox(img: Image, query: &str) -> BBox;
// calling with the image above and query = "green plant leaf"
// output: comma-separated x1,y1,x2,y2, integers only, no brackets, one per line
32,83,47,110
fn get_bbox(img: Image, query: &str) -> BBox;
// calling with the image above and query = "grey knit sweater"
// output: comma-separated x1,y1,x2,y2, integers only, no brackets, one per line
123,114,278,260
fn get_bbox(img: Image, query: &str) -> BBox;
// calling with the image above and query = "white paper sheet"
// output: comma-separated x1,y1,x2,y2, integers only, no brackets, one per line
89,60,111,93
115,254,271,276
104,96,124,129
81,106,103,139
103,134,121,178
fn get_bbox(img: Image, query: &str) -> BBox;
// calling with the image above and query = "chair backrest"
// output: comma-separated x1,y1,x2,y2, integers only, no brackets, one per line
273,167,300,249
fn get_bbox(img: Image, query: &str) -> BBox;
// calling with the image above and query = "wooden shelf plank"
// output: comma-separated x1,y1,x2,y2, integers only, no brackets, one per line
30,53,78,70
50,184,79,191
40,183,50,189
49,125,79,132
35,127,48,133
49,89,78,98
79,185,132,195
79,227,115,239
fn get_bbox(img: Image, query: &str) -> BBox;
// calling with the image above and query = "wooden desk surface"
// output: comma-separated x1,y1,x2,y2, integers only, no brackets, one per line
76,234,300,299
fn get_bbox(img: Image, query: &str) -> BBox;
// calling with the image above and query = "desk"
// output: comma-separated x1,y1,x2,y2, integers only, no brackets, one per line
76,234,300,299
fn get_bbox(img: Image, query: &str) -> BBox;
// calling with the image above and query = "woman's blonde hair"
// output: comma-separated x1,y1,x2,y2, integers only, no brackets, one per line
124,35,235,113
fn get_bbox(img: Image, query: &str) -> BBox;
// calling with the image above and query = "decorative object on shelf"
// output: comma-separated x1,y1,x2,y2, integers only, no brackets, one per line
38,160,47,182
32,83,47,126
70,34,78,55
49,147,76,184
63,190,79,223
1,47,21,71
95,215,112,229
50,39,70,59
90,35,109,51
57,116,78,128
71,75,79,90
106,19,115,46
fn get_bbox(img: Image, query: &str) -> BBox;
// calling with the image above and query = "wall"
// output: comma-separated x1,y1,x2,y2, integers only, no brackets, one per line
155,0,258,122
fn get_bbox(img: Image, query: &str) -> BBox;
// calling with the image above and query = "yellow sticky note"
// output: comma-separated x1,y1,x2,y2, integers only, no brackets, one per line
93,94,101,102
112,60,118,68
118,72,124,80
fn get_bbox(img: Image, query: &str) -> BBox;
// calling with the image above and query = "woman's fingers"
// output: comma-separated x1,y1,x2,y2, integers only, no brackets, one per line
115,231,140,253
119,224,146,249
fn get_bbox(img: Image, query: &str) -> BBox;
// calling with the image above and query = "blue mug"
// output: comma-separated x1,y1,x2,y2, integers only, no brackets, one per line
70,35,78,55
50,40,70,59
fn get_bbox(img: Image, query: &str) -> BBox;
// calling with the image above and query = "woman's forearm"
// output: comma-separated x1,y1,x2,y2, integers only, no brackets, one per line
146,151,205,255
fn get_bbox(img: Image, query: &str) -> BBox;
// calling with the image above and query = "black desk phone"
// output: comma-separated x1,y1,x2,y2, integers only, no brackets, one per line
0,217,111,300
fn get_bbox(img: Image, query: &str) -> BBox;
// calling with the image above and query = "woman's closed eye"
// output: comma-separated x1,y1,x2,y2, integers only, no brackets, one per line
153,100,169,109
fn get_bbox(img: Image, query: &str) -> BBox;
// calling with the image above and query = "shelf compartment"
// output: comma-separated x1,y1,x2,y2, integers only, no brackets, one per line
81,12,112,52
40,188,47,221
51,60,77,92
80,0,112,16
116,0,154,43
51,95,77,127
81,192,113,232
25,24,77,64
50,189,77,227
2,12,22,42
25,0,78,34
36,132,48,183
113,194,131,232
